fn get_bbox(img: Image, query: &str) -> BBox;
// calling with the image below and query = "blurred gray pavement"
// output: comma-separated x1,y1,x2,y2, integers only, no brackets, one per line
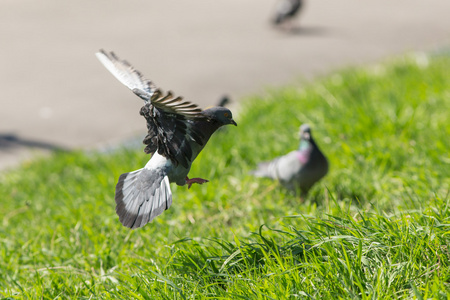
1,0,450,170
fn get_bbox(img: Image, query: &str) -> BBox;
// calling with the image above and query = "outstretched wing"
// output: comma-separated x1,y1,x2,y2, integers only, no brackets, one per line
97,49,207,168
96,49,156,102
140,90,206,169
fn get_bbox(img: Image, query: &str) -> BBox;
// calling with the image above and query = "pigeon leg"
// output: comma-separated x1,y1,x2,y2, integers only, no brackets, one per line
186,176,209,189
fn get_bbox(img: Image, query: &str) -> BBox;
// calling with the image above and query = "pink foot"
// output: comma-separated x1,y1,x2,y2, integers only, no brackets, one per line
186,176,209,189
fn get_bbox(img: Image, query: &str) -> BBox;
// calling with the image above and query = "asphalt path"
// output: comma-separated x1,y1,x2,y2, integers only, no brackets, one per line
1,0,449,170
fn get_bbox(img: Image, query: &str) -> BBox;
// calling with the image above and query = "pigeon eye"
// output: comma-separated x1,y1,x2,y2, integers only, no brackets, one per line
224,112,229,118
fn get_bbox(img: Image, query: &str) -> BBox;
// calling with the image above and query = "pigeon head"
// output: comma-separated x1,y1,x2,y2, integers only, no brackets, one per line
203,107,237,126
298,123,314,151
299,123,311,140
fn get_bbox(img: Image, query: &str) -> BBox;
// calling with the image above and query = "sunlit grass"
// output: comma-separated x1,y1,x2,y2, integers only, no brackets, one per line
1,52,449,299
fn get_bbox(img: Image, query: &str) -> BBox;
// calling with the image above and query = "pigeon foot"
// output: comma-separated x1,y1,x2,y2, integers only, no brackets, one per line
186,177,209,189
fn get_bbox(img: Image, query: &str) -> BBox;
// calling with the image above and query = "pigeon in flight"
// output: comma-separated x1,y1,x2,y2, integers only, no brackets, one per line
96,50,237,229
251,124,328,198
273,0,303,28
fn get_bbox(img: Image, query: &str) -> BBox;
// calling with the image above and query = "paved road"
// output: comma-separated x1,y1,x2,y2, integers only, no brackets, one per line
1,0,449,170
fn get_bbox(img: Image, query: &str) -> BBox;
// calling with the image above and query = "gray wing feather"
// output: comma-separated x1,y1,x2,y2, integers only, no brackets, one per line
96,49,156,102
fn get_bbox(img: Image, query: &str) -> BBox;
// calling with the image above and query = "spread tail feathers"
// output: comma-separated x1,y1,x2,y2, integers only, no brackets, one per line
115,168,172,229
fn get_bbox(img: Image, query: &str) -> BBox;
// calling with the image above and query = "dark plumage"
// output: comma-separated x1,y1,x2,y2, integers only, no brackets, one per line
217,95,230,107
96,50,237,229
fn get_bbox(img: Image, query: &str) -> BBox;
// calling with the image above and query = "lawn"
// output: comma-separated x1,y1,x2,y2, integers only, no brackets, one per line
1,52,449,299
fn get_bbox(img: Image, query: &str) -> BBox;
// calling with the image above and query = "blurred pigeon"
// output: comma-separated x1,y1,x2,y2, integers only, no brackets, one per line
217,95,230,107
273,0,303,27
96,50,237,229
251,124,328,198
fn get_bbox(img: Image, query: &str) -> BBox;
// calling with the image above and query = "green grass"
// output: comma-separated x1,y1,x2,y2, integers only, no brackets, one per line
1,52,449,299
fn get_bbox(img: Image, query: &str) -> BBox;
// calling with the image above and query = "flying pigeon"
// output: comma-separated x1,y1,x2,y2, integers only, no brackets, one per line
251,124,328,198
96,50,237,229
273,0,303,27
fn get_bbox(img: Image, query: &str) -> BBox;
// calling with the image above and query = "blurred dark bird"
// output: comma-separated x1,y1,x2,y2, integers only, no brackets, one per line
217,95,230,107
96,50,237,229
273,0,303,28
250,124,328,199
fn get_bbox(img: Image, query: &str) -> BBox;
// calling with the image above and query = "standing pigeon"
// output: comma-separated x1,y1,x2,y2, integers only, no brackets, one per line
96,50,237,229
273,0,303,28
251,124,328,198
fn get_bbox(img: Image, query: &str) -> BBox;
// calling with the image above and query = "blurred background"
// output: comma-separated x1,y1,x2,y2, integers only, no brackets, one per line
1,0,449,170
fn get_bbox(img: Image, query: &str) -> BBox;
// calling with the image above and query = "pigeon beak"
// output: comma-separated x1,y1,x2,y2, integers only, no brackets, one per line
230,119,237,126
